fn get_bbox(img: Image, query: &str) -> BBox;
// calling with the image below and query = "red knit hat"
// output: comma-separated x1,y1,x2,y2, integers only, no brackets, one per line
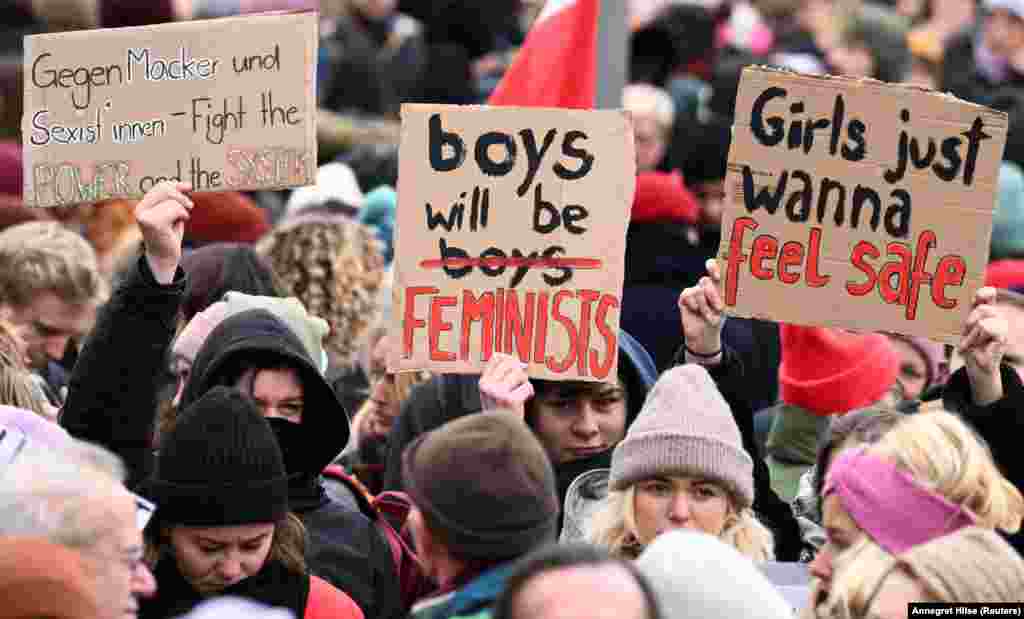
185,192,270,244
631,171,700,224
779,325,900,416
985,259,1024,292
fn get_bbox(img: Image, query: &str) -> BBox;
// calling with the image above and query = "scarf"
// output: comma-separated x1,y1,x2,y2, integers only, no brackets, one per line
140,555,309,619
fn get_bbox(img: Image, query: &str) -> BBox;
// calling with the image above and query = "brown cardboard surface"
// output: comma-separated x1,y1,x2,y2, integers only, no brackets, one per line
388,104,636,381
717,67,1007,344
22,12,317,207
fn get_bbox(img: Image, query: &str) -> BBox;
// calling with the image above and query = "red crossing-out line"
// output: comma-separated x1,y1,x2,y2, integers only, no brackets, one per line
419,257,603,269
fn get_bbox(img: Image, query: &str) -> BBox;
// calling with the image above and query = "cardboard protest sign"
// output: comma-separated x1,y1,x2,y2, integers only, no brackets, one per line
718,67,1007,344
389,104,635,381
22,12,317,207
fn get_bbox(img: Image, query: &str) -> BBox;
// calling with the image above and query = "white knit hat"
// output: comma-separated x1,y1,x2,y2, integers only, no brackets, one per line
285,162,365,217
609,364,754,507
637,531,795,619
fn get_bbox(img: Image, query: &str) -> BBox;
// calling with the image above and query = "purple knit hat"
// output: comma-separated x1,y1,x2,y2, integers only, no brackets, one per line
824,447,976,554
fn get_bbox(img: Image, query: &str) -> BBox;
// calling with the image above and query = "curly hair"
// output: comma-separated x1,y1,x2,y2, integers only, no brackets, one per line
258,218,385,363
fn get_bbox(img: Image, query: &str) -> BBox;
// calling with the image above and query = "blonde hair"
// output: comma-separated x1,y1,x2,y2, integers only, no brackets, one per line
814,527,1024,617
0,222,107,309
0,366,51,419
807,412,1024,616
872,411,1023,533
257,219,384,363
0,321,51,419
585,483,775,561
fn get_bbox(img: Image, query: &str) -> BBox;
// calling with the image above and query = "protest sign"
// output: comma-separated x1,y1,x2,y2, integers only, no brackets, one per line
389,104,635,381
22,12,317,208
718,67,1007,343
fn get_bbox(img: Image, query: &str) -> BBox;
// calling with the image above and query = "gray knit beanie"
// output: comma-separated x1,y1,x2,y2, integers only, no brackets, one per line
609,365,754,508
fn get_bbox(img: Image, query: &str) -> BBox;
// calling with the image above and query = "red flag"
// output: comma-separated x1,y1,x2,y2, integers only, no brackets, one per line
488,0,601,108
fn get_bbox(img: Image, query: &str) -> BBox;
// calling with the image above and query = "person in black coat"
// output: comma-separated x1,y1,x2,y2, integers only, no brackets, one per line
61,182,403,619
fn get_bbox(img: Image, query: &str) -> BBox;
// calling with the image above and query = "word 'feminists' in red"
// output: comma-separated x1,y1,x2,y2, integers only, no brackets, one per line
401,286,619,379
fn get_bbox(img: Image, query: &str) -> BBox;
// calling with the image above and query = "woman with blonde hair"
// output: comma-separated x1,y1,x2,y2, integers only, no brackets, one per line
807,410,1024,611
812,526,1024,618
584,364,774,561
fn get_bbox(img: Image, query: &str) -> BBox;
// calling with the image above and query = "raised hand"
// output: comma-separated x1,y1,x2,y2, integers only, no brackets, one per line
479,353,534,417
678,258,727,358
134,181,193,284
959,286,1007,405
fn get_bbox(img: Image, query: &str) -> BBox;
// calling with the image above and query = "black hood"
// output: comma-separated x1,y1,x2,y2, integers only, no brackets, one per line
181,309,350,477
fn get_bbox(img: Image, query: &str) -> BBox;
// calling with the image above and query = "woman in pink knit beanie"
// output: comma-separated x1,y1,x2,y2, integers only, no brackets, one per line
584,364,774,561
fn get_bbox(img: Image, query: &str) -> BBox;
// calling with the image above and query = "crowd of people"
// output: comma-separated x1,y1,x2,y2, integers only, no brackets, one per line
2,0,1024,618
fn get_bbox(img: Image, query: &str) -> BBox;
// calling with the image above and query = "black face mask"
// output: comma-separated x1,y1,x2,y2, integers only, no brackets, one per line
266,416,317,475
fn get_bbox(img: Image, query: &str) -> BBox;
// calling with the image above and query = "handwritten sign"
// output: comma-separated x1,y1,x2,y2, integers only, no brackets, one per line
22,12,317,207
389,104,636,381
717,67,1007,343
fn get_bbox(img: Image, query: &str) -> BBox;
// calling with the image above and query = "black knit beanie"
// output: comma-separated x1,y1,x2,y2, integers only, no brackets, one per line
145,386,289,527
402,412,559,561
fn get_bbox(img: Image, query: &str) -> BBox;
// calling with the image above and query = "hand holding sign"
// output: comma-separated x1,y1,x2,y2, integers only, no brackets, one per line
679,259,727,358
135,181,192,284
959,287,1007,405
479,353,534,417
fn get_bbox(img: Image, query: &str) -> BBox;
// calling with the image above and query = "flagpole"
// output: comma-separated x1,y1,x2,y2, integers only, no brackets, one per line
594,0,627,109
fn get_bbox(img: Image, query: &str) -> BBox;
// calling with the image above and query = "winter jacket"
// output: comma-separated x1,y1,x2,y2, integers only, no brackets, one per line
61,257,403,619
407,563,516,619
669,344,806,561
141,556,363,619
382,331,658,511
178,309,404,619
61,256,183,488
943,363,1024,555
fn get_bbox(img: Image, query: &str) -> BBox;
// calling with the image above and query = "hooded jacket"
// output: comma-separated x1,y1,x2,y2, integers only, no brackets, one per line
382,330,658,515
61,258,401,619
178,309,403,619
180,309,346,484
